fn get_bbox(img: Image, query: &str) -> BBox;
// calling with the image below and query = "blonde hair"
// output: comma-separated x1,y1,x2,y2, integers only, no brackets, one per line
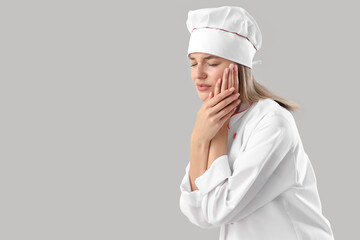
236,63,301,112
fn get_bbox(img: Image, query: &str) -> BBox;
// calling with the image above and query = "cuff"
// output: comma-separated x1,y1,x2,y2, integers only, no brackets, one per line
179,162,203,207
195,155,231,196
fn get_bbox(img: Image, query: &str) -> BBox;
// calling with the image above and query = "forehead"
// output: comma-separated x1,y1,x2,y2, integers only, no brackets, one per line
188,53,221,60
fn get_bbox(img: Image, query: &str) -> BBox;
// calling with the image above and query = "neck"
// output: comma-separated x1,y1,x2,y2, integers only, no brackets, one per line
236,101,251,113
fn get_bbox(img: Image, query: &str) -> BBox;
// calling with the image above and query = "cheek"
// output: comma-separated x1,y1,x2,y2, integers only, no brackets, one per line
212,68,225,82
218,67,226,76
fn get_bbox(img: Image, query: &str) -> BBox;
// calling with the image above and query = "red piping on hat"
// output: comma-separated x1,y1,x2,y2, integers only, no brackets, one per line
192,26,258,51
227,102,254,129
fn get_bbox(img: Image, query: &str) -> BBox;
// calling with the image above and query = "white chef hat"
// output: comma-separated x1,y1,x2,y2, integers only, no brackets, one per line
186,6,262,69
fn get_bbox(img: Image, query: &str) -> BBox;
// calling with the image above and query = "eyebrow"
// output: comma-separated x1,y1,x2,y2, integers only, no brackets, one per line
188,55,220,60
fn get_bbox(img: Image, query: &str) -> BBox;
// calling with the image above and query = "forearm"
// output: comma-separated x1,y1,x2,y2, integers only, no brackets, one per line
189,135,210,191
207,127,228,170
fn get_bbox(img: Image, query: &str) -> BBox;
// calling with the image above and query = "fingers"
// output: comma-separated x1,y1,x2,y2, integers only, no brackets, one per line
221,67,228,92
220,106,237,124
207,87,235,108
230,64,234,90
211,91,240,114
218,96,241,122
214,78,221,96
221,63,237,93
209,63,238,105
206,63,240,122
229,63,240,100
234,64,239,94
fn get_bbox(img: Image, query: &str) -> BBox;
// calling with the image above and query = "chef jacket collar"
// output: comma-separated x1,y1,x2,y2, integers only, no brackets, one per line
227,101,255,130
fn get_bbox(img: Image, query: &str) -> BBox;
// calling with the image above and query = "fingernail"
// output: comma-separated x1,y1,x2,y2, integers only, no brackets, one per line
226,68,229,74
229,87,235,91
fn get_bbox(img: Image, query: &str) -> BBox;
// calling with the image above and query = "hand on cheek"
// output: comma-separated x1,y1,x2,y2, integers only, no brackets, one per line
208,63,241,127
212,63,239,99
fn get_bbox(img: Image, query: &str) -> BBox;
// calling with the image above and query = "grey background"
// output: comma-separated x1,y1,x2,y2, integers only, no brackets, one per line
0,0,358,239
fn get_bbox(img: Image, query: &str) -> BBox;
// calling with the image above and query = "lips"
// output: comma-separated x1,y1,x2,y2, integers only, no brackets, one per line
196,84,211,91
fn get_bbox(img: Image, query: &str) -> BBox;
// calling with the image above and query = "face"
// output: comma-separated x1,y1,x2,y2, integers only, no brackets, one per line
189,52,235,101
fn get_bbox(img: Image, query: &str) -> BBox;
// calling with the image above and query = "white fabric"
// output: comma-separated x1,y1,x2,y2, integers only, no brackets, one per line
186,6,262,69
179,98,335,240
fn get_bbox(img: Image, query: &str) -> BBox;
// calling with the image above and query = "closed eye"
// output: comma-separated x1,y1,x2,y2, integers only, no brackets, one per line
190,64,219,67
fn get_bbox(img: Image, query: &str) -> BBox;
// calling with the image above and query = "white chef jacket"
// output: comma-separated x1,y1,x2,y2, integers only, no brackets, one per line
179,98,335,240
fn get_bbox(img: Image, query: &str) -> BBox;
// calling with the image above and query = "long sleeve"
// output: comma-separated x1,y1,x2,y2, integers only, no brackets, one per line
179,161,219,229
180,113,297,228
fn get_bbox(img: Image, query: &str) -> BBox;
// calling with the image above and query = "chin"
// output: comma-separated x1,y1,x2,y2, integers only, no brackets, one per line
198,90,211,101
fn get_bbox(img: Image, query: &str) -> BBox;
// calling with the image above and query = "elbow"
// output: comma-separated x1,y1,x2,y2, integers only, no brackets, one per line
180,208,218,229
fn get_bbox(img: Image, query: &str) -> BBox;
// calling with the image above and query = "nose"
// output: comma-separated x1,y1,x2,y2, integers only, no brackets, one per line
194,64,207,79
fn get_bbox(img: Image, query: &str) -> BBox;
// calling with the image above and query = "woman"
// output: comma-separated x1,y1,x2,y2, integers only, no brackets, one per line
179,6,335,240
